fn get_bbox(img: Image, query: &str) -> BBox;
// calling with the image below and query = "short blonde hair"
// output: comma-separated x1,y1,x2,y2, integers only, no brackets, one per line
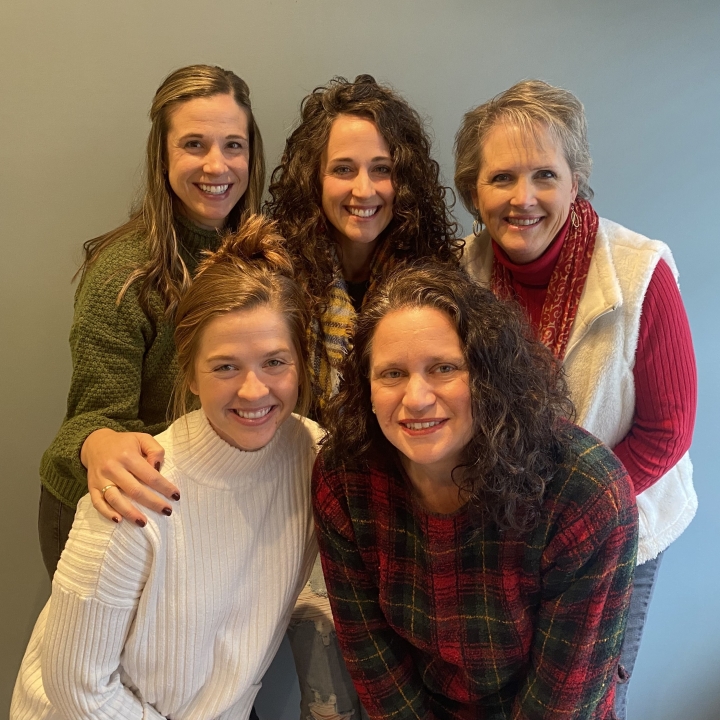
454,79,593,215
173,215,310,420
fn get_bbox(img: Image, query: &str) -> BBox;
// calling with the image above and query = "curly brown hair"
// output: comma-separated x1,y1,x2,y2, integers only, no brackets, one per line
265,75,461,312
321,262,574,532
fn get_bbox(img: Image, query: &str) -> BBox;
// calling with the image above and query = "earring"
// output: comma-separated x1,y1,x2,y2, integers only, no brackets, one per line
472,215,485,237
371,405,376,414
570,203,580,229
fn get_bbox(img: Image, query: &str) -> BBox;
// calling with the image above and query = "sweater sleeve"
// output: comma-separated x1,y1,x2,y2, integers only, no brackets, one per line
611,259,697,495
41,498,163,719
312,459,439,720
512,444,638,719
40,242,170,501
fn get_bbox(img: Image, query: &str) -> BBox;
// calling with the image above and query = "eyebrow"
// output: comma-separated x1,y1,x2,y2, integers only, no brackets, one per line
205,348,292,363
327,155,392,163
372,354,465,369
177,132,248,141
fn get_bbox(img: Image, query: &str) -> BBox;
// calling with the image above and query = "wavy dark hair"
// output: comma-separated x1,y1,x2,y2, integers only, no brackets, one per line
265,74,461,312
322,263,574,532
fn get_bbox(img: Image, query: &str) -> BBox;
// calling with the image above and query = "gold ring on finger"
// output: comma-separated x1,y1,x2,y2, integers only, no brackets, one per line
100,484,117,499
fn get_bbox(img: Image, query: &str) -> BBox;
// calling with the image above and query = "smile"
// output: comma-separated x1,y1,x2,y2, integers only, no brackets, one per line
231,407,273,419
400,419,446,431
506,217,542,227
346,206,379,218
197,183,230,195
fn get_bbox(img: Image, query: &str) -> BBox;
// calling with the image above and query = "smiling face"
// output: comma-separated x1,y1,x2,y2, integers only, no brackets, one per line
189,306,299,451
370,306,473,484
166,93,250,230
472,122,578,264
321,115,396,259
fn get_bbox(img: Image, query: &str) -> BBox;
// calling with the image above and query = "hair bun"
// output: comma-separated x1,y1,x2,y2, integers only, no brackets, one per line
353,74,377,85
197,214,294,279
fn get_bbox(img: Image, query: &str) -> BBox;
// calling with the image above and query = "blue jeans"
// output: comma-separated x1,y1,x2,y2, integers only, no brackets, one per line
615,552,664,719
287,559,369,720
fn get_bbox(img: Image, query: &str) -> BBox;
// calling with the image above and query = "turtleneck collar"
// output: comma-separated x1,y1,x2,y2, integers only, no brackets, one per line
492,213,571,288
175,215,223,269
166,409,294,491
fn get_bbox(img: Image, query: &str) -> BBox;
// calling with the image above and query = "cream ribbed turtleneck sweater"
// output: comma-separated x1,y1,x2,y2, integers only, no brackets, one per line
13,410,323,720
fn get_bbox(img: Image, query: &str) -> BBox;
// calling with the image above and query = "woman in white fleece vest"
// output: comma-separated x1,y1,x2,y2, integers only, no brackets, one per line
454,80,697,720
12,216,323,720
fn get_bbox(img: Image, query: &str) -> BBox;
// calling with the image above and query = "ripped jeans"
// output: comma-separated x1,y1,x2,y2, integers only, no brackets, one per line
287,557,369,720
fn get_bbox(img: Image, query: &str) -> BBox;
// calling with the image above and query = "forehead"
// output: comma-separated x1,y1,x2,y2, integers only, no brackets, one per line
371,306,462,362
167,94,249,135
481,122,566,169
197,306,293,354
324,114,390,158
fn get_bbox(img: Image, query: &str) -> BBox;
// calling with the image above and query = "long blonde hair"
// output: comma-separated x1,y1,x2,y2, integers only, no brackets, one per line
79,64,265,318
173,215,311,421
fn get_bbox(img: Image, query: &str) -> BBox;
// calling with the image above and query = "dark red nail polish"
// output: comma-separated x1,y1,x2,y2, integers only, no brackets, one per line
162,507,172,516
155,462,161,471
171,492,181,501
112,516,120,524
135,519,146,528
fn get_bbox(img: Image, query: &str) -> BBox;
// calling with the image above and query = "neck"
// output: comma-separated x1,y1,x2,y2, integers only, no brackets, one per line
335,236,379,282
401,457,467,514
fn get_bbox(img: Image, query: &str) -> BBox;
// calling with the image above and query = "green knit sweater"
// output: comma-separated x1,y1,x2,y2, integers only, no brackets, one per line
40,217,221,509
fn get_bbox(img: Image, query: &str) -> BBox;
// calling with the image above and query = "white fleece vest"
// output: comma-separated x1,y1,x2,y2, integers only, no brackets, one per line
463,218,697,564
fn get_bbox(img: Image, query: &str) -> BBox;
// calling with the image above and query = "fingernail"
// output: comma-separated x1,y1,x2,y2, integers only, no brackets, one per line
112,516,120,524
171,492,181,501
162,507,172,516
155,462,161,471
135,519,146,528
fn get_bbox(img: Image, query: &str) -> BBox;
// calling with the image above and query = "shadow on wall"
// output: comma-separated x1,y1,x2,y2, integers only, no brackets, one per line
629,649,720,720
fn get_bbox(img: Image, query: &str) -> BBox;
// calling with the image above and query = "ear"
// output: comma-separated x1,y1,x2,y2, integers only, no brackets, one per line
189,377,199,397
571,173,579,201
471,187,479,211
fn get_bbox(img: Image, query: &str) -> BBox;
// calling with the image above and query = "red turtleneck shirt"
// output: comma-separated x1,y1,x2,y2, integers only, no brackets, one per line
492,221,697,495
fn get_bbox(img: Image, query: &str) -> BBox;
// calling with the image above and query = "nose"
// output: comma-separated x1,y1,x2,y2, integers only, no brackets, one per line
403,373,436,412
351,169,374,199
511,176,537,208
237,371,269,402
203,144,228,176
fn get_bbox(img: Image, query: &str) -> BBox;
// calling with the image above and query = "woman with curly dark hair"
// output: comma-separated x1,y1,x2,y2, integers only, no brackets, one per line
266,75,461,720
266,74,461,415
313,263,639,720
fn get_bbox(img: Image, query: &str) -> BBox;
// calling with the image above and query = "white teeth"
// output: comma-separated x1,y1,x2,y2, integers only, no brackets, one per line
233,407,272,419
198,184,229,195
507,217,541,226
347,207,378,217
405,420,443,430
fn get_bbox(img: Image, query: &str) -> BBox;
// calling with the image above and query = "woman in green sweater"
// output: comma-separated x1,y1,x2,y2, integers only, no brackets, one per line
39,63,265,577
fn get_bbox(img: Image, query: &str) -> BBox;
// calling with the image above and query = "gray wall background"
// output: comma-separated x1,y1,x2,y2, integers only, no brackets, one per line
1,1,718,718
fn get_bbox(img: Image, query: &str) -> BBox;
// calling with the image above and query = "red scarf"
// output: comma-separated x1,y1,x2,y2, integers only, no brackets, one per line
491,198,599,360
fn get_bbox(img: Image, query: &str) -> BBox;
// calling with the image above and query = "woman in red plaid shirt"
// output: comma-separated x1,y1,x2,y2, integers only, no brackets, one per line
313,262,638,719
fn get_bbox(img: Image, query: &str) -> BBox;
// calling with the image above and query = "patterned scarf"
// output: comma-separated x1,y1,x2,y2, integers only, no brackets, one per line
491,198,599,360
308,240,399,413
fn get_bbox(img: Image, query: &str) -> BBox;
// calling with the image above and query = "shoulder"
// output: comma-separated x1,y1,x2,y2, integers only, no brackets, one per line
73,230,162,324
82,230,150,284
545,423,636,524
597,218,676,270
55,495,153,604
